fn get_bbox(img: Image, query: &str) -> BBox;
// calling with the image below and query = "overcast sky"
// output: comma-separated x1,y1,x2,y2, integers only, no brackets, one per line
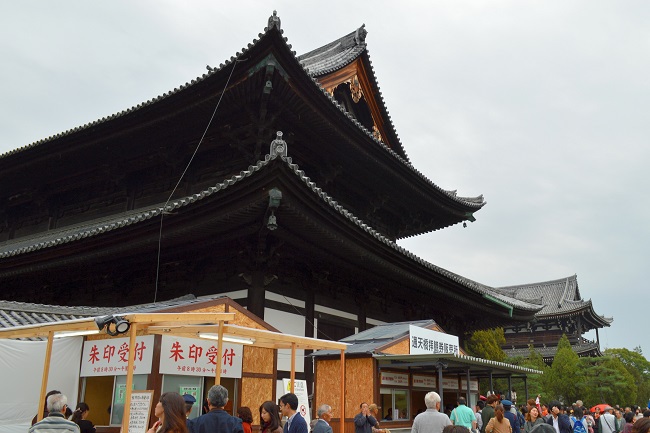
1,2,648,356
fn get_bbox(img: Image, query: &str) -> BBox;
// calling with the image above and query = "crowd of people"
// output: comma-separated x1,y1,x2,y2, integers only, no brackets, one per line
28,386,650,433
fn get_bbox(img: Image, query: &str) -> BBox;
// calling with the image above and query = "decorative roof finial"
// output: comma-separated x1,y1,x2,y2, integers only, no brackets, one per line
354,24,367,45
270,131,287,157
267,10,281,31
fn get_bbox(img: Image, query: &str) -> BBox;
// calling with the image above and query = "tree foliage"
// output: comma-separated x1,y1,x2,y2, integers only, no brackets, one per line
604,347,650,406
465,328,507,362
545,334,584,403
579,355,637,405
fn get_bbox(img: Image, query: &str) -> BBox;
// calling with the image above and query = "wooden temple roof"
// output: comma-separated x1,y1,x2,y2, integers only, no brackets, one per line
0,13,483,238
0,153,540,325
496,275,612,329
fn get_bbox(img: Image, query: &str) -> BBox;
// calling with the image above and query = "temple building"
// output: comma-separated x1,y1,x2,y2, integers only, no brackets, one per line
498,275,612,363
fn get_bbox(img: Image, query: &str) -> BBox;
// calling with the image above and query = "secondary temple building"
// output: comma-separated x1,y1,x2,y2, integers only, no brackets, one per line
499,275,612,363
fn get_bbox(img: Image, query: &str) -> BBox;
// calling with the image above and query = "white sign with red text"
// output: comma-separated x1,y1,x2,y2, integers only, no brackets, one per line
80,336,155,377
159,336,243,378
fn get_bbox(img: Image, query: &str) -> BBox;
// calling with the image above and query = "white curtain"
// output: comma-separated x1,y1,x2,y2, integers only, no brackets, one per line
0,337,82,433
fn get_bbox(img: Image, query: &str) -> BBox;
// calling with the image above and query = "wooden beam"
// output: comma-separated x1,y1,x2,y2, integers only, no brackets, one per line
124,313,235,324
290,342,296,393
215,321,224,385
37,331,54,422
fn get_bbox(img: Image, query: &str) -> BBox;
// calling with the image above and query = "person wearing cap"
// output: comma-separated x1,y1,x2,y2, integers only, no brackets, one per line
183,394,196,428
450,397,476,430
502,401,520,433
600,408,617,433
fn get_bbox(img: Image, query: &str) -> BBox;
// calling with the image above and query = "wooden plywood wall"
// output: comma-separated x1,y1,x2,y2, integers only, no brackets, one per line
315,357,374,419
381,338,410,355
243,346,274,374
241,377,274,424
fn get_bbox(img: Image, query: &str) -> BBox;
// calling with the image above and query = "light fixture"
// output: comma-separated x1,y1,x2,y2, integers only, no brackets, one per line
198,333,255,345
95,315,131,336
54,330,101,338
267,212,278,230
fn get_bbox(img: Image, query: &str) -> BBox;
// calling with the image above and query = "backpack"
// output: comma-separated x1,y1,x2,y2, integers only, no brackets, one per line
573,417,587,433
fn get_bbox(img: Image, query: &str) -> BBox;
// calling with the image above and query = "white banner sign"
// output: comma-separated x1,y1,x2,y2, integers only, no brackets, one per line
409,325,459,355
380,371,409,386
442,377,459,390
282,379,311,426
412,374,437,388
159,336,243,378
461,379,479,391
80,336,155,377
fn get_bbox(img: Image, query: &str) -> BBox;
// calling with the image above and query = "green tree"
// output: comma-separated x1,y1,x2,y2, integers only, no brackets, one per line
545,334,583,403
603,347,650,406
580,355,637,405
465,328,507,362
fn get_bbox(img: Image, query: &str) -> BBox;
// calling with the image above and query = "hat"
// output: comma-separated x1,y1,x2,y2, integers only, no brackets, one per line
502,400,513,408
183,394,196,404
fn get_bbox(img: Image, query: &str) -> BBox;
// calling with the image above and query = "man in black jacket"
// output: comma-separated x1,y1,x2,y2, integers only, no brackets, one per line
546,401,572,433
189,385,243,433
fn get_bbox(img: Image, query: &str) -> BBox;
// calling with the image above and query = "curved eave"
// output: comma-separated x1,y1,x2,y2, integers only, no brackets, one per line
0,154,535,322
537,300,613,328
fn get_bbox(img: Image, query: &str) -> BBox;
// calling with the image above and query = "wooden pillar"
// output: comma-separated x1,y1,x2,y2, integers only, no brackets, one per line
436,362,446,410
304,289,315,396
247,269,266,319
37,331,54,422
340,349,345,433
290,343,296,393
122,323,138,432
215,321,225,385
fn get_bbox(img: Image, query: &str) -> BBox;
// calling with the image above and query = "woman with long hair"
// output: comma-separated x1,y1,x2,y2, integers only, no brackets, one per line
524,405,544,433
259,401,282,433
147,392,188,433
486,405,512,433
238,406,254,433
71,402,95,433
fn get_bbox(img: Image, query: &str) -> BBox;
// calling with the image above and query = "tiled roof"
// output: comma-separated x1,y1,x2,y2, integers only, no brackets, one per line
0,294,228,333
0,15,484,218
313,319,437,356
297,26,367,76
0,154,536,313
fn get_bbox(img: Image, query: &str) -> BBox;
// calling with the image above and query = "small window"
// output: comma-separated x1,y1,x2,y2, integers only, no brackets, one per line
380,388,410,421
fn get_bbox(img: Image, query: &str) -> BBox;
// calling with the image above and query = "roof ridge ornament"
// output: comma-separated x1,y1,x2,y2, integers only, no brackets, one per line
354,24,367,45
267,10,281,31
270,131,287,157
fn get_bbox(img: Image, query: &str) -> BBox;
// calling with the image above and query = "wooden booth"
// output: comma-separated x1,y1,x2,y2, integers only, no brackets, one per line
0,297,347,433
313,320,541,433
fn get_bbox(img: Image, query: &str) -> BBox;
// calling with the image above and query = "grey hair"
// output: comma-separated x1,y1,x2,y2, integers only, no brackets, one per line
424,392,441,409
208,385,229,408
47,393,67,413
317,404,331,417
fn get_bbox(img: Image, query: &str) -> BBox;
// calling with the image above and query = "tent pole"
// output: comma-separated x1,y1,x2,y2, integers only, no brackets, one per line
122,323,138,432
37,331,54,422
